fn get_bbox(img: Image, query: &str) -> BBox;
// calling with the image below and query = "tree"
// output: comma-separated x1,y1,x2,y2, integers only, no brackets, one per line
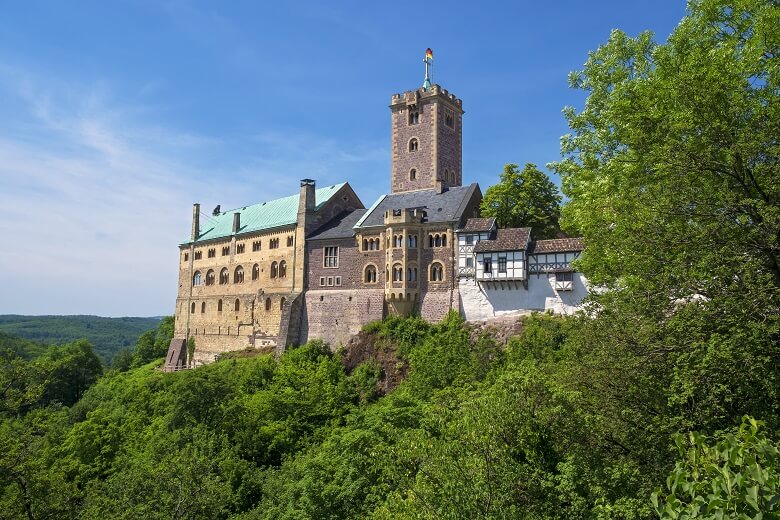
36,339,103,407
480,163,562,239
652,416,779,518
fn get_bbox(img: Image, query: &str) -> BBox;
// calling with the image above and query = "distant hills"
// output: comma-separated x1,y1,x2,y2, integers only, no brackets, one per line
0,315,163,362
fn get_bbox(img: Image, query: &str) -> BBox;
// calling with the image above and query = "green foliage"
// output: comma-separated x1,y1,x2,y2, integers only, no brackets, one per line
0,315,162,362
187,336,196,364
36,339,103,407
132,316,174,367
480,163,562,238
652,416,780,518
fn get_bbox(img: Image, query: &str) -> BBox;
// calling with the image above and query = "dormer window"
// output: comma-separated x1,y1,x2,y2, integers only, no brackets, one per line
409,138,419,152
408,110,419,125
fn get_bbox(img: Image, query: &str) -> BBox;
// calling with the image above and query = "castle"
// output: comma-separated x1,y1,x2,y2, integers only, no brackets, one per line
165,54,588,369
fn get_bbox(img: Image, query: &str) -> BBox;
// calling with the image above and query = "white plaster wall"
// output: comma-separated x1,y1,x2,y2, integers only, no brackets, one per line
459,273,589,321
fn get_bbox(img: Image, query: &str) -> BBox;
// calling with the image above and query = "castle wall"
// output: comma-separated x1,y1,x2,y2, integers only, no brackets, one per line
458,273,589,321
300,289,385,347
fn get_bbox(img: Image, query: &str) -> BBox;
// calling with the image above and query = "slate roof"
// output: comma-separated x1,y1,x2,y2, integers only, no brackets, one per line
182,183,347,245
308,209,367,240
459,217,496,233
355,184,479,229
529,237,584,254
473,227,531,253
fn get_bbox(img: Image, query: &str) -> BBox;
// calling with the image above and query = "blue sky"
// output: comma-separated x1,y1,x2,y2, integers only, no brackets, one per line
0,1,687,316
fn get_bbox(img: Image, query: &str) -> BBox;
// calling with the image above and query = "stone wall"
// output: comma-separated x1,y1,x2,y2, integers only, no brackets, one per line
300,289,386,348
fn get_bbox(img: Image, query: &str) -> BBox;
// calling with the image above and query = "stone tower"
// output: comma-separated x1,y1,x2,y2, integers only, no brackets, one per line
389,81,463,193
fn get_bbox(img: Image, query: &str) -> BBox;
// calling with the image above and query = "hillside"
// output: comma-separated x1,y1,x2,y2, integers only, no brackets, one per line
0,315,161,362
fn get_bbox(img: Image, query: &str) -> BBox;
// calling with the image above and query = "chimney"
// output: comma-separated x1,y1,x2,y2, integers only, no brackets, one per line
298,179,316,214
232,212,241,234
435,179,446,194
191,203,200,241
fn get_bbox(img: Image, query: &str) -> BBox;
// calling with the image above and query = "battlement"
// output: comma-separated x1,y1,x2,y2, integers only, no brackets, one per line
390,84,463,110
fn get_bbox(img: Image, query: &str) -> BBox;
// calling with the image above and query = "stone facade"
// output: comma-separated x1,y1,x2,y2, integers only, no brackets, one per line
390,85,463,193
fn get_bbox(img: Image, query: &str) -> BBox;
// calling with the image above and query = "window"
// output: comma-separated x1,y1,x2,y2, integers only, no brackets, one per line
217,299,223,312
327,276,334,286
237,243,245,254
498,257,507,273
234,266,244,283
466,235,474,245
222,246,230,256
466,257,473,268
430,262,444,282
320,276,326,287
408,234,417,248
555,272,574,291
286,236,294,247
364,265,377,283
201,302,206,314
280,297,286,310
205,269,215,286
434,235,442,247
279,260,287,278
219,268,229,284
190,302,195,313
393,235,403,248
234,299,240,311
392,264,403,282
194,250,202,260
442,234,447,247
408,138,418,152
269,238,279,249
265,298,271,311
183,252,189,261
408,110,419,125
252,241,261,252
445,109,454,128
484,258,492,274
208,248,216,258
324,246,339,268
192,271,202,286
407,267,418,281
335,276,342,287
410,168,416,181
270,261,278,278
252,264,260,280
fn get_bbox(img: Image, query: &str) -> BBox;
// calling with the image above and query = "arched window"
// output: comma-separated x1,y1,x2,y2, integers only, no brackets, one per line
219,268,229,284
270,261,278,278
430,262,444,282
410,168,417,181
407,267,418,281
217,299,223,312
234,266,244,283
408,235,417,248
205,269,215,286
192,271,202,286
442,234,447,247
444,169,449,184
429,234,434,247
375,238,381,250
393,263,403,282
234,299,240,311
201,302,206,313
435,234,442,247
279,260,287,278
280,297,286,310
408,138,418,152
364,264,377,283
363,238,368,250
265,298,271,311
252,264,260,280
190,302,195,313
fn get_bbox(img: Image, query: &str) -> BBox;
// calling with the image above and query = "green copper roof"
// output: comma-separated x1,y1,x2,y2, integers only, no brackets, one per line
183,183,346,245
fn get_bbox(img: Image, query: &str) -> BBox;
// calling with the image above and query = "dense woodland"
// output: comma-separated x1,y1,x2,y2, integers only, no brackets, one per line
0,315,161,362
1,0,778,518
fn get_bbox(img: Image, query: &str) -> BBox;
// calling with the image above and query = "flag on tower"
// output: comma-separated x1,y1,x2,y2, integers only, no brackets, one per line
425,48,433,61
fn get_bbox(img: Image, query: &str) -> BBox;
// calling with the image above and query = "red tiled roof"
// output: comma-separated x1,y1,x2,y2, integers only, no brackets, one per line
473,227,531,253
460,217,496,233
529,237,584,254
